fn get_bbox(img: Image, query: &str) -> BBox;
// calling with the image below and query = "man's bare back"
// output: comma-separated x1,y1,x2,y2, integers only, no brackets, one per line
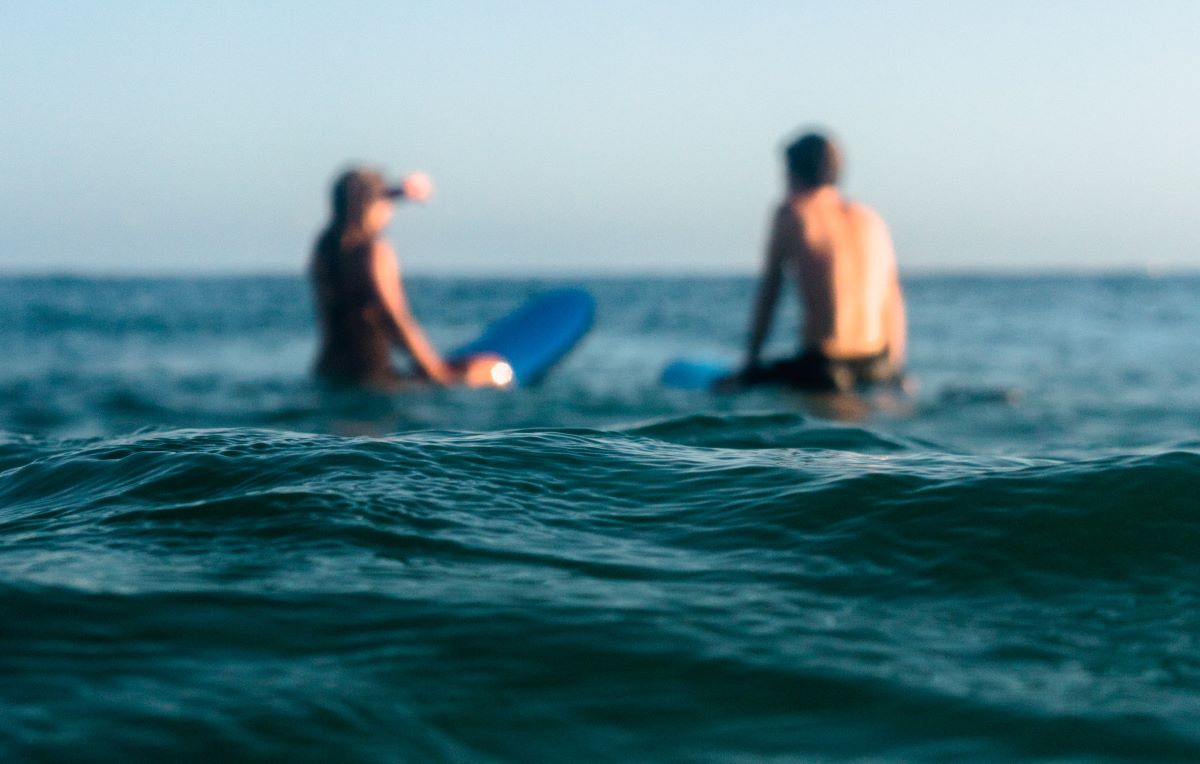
735,132,907,391
780,186,905,363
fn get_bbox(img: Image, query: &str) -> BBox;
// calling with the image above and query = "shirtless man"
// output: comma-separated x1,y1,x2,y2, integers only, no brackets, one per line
727,131,907,392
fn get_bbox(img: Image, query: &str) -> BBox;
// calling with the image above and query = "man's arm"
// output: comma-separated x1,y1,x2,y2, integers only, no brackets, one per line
369,241,457,384
743,210,789,369
873,217,906,370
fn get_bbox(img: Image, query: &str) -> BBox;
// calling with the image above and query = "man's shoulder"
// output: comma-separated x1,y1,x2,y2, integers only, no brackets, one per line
845,201,893,240
845,200,883,223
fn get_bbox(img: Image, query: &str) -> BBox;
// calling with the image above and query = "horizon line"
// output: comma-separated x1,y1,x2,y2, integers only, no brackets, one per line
0,264,1197,280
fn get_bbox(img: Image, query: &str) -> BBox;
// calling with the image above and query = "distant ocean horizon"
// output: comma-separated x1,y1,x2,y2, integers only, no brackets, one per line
2,272,1199,761
3,263,1198,279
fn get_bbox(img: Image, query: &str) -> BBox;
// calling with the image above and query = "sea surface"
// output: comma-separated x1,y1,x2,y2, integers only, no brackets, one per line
1,274,1199,762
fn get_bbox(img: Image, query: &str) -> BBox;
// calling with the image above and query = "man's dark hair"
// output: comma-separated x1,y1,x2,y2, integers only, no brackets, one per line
784,132,841,190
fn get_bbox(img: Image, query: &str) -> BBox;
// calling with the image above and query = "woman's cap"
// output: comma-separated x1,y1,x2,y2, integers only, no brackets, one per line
332,168,403,215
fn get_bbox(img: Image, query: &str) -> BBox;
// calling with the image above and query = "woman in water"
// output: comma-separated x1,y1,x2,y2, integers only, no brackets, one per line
310,167,504,388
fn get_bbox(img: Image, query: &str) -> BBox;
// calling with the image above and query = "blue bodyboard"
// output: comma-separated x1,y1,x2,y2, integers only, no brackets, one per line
660,358,736,390
449,288,595,386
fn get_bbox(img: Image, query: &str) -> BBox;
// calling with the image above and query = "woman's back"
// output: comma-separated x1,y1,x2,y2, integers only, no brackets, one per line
311,240,395,384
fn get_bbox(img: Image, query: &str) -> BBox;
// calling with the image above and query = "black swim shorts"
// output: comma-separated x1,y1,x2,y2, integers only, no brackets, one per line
743,348,899,392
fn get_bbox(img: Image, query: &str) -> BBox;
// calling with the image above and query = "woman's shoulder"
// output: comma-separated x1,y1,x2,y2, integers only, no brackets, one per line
367,237,397,258
365,238,401,279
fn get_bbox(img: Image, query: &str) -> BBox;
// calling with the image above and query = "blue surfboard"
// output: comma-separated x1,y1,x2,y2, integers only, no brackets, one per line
660,357,736,390
449,288,595,386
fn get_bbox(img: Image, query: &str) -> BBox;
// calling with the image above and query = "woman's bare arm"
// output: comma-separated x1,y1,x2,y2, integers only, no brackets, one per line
368,241,457,384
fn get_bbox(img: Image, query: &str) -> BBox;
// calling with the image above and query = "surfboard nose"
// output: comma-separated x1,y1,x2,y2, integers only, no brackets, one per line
490,360,514,387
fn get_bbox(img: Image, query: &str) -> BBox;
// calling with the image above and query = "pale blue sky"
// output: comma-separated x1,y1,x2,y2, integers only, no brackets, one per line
1,1,1197,274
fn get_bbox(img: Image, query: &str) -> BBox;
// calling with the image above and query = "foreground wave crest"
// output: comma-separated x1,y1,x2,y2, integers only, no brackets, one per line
2,417,1199,761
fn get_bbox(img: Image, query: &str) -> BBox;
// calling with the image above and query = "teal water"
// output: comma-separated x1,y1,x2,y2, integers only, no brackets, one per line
1,275,1199,761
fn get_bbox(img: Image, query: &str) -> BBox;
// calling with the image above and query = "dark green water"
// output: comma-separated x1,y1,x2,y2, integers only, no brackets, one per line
1,275,1199,761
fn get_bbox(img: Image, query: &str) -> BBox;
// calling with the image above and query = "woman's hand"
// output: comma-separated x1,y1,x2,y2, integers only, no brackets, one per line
453,354,514,388
401,172,433,203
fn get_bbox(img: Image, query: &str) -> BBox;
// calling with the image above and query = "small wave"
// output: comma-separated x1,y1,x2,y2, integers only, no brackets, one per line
620,411,921,451
2,427,1198,597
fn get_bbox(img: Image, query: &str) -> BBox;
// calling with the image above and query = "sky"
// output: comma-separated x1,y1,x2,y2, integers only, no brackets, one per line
1,1,1197,275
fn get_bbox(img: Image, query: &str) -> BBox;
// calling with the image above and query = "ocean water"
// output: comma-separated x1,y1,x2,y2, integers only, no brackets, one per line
1,274,1199,761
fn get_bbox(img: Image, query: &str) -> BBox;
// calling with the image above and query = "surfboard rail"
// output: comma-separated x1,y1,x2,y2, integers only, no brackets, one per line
449,288,595,386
